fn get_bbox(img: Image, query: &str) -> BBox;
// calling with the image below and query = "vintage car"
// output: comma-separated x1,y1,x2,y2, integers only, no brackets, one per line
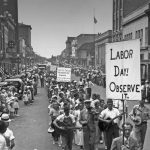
5,78,24,100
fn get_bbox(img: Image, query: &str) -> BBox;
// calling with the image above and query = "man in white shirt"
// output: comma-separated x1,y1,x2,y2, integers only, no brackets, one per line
99,99,121,150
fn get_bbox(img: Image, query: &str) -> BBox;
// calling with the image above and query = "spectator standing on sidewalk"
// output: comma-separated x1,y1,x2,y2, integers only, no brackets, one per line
0,120,7,150
1,113,15,150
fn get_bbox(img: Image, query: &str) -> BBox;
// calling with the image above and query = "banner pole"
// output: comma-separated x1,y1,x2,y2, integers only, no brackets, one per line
121,99,125,145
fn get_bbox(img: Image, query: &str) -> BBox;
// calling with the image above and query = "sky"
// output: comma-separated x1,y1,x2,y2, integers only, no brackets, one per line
18,0,112,58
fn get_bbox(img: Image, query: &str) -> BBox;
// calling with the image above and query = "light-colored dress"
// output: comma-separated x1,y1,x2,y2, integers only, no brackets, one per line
74,110,83,146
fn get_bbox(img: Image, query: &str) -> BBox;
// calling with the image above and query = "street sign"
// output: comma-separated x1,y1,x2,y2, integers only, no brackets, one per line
57,67,71,82
106,39,141,100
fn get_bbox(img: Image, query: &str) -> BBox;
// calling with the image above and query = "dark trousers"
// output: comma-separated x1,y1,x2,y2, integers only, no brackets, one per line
40,79,44,87
86,88,92,98
61,130,74,150
105,124,119,150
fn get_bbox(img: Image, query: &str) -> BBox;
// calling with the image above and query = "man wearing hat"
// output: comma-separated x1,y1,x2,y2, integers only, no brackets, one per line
1,113,15,150
79,99,96,150
129,98,150,150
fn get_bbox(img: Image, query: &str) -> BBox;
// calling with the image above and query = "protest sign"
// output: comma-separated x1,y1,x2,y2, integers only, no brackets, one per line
106,39,141,100
57,67,71,82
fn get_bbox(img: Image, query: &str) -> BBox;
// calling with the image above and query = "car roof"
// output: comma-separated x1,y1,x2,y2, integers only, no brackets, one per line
5,78,23,82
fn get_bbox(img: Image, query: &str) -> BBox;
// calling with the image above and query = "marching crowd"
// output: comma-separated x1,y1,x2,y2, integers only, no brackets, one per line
47,70,150,150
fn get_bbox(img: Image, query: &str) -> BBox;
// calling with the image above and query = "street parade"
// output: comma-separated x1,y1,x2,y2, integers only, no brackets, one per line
1,0,150,150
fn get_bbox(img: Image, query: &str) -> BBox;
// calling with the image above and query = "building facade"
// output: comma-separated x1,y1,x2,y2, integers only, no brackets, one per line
95,30,112,73
0,11,16,75
122,0,150,81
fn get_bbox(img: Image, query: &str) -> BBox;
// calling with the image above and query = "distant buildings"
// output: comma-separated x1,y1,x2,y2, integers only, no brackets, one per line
0,0,35,75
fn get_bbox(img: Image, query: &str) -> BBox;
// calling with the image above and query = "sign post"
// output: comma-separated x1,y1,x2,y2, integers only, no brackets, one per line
106,39,141,145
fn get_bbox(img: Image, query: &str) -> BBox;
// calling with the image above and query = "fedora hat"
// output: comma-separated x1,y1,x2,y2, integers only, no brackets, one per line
0,113,11,122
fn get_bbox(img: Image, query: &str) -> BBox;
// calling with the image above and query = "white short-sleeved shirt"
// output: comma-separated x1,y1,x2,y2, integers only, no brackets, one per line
4,128,15,141
100,108,120,123
0,134,7,150
56,114,75,123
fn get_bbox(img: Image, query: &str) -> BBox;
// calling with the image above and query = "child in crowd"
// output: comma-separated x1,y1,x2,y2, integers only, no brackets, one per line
13,97,19,116
23,91,29,105
8,101,15,119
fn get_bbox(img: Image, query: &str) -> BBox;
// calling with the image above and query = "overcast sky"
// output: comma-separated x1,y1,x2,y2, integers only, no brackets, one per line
18,0,112,58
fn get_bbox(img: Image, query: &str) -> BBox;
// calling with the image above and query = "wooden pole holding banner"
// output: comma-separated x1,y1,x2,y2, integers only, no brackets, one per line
121,99,125,145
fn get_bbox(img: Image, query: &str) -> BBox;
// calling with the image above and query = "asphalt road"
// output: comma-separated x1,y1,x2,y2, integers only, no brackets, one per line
8,74,150,150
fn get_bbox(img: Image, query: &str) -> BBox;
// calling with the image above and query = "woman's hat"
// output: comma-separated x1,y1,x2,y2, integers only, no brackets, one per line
0,113,11,122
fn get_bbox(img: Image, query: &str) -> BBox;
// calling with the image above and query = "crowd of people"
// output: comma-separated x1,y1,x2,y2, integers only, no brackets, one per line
46,69,150,150
0,68,40,150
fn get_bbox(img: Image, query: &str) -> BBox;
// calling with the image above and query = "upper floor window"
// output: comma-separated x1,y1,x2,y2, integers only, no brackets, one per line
140,54,144,60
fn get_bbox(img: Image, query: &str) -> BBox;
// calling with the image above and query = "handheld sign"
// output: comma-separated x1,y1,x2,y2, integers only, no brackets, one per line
106,39,141,100
57,67,71,82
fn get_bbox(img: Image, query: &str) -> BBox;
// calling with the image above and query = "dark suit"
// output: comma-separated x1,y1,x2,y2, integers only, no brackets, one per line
111,136,138,150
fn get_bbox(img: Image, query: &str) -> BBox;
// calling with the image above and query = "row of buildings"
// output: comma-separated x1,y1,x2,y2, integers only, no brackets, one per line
59,0,150,81
0,0,36,76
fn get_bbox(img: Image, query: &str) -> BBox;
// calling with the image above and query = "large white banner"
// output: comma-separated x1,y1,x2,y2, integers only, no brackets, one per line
106,39,141,100
57,67,71,82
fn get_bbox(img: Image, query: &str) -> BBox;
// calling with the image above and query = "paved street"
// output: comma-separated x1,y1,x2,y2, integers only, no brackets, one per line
7,74,150,150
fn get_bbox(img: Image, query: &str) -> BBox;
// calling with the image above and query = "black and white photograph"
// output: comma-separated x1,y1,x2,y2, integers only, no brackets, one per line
0,0,150,150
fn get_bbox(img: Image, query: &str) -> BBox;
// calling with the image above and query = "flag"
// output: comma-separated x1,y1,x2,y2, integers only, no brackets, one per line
94,16,97,24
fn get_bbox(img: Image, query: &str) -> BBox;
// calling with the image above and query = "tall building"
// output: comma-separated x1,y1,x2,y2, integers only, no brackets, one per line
95,30,112,72
0,0,19,52
19,23,32,47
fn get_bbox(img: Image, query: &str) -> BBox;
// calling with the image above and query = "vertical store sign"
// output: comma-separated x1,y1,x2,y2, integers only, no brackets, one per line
106,39,141,100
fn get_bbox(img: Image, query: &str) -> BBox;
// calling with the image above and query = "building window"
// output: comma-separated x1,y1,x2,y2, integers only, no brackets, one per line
148,53,150,60
145,27,148,46
140,54,144,60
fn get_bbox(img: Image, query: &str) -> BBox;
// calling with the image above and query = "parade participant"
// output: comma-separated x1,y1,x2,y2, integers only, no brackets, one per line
40,73,44,88
49,102,61,145
1,113,15,150
111,122,138,150
84,78,94,99
53,104,75,150
99,99,120,150
0,120,7,150
94,99,104,148
129,98,150,150
73,104,83,149
79,99,96,150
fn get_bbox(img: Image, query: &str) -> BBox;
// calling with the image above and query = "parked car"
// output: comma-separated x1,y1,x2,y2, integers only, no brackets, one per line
5,78,24,100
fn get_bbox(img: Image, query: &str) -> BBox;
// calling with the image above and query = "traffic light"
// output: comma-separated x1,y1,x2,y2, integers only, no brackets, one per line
8,41,15,48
